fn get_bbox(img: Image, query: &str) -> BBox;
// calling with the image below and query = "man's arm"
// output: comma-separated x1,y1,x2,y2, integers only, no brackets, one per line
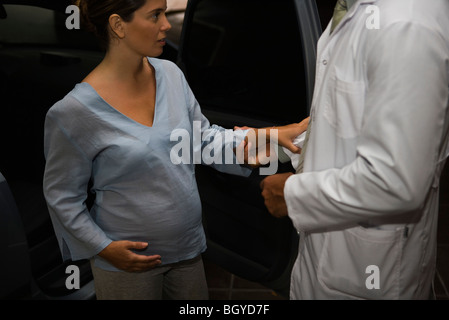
263,22,449,232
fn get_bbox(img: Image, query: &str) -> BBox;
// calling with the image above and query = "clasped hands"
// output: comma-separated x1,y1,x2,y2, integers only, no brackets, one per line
235,117,309,219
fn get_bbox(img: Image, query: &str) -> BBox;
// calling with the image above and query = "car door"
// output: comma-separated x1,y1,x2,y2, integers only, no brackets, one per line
177,0,323,295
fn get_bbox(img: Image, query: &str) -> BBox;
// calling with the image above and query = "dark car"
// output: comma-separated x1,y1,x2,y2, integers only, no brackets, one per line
0,0,334,299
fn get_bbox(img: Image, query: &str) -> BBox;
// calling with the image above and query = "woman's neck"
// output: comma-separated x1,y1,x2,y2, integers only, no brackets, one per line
99,48,152,84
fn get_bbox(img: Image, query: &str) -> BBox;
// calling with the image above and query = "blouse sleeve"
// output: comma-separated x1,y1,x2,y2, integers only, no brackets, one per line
181,71,253,177
43,104,112,261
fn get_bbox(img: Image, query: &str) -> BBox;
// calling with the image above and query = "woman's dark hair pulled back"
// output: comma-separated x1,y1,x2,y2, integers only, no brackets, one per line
74,0,147,49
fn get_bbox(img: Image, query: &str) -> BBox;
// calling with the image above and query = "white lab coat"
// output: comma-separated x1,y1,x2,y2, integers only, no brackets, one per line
284,0,449,299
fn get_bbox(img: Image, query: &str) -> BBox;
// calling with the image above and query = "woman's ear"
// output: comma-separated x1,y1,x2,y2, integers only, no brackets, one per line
109,14,125,39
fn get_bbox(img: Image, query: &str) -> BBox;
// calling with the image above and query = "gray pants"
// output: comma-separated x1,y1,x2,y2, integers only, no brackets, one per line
90,255,209,300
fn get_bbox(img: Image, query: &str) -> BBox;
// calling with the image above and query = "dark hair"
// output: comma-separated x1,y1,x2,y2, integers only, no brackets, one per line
74,0,147,49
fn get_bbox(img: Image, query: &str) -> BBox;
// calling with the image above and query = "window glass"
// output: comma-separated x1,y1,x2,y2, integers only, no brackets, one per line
0,5,99,50
182,0,308,125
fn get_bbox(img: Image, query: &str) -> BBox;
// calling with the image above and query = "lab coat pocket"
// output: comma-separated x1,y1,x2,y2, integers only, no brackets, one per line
317,226,405,299
324,75,366,139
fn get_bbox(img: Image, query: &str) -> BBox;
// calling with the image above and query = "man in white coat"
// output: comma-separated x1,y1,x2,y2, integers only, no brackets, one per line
261,0,449,299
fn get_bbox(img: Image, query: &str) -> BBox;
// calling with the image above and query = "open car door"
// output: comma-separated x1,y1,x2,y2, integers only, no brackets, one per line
177,0,322,295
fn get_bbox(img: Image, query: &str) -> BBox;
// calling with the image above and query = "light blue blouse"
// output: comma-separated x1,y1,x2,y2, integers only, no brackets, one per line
43,58,251,271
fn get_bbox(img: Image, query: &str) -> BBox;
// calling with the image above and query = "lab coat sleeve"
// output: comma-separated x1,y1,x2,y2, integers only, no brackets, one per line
43,107,112,261
181,72,253,177
285,22,449,232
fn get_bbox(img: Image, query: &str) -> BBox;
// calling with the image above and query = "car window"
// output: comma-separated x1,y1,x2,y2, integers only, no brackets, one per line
0,4,99,50
181,0,309,126
0,4,104,187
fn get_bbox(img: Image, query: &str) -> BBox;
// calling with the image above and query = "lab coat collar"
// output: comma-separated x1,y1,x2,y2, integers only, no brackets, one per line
346,0,358,10
347,0,378,18
330,0,378,35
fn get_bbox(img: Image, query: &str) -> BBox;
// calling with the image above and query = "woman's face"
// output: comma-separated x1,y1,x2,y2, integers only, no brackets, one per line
120,0,171,57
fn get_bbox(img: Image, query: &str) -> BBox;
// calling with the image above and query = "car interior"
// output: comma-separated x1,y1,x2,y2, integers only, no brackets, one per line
0,3,103,299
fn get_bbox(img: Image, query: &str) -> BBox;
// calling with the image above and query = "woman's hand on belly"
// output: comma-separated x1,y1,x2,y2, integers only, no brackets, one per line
98,240,162,272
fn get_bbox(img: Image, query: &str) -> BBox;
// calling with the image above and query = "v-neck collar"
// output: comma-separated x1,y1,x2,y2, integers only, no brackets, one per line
77,57,161,130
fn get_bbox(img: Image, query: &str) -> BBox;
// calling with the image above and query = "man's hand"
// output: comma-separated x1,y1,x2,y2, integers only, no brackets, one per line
234,117,310,167
260,172,294,218
234,129,274,168
276,117,309,154
98,240,162,272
